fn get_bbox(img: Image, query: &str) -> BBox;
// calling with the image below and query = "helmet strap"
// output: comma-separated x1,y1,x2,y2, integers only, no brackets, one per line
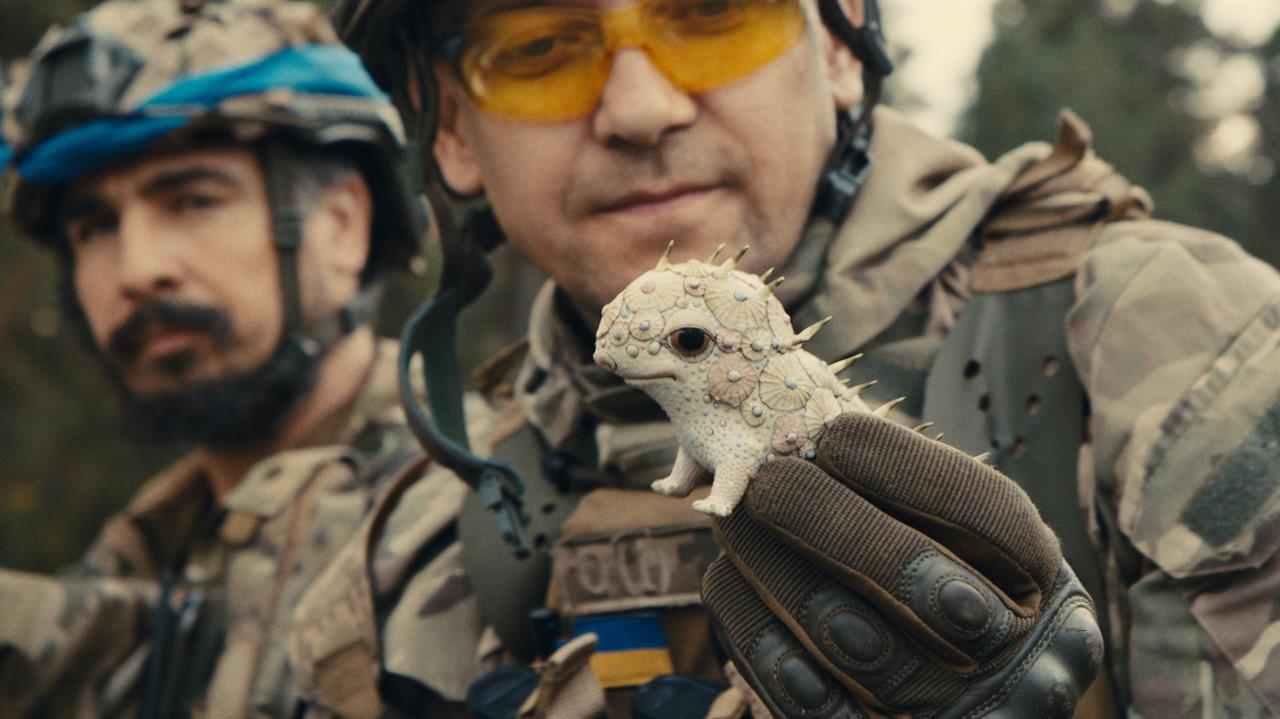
810,0,894,223
259,140,379,382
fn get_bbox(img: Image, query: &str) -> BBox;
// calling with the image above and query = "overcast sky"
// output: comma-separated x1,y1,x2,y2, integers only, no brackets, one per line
882,0,1280,137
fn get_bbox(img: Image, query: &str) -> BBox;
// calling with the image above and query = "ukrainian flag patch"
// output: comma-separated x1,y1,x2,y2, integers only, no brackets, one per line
573,613,675,689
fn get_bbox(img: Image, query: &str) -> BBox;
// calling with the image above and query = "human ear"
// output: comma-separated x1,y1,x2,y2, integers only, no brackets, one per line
431,63,484,195
821,0,864,112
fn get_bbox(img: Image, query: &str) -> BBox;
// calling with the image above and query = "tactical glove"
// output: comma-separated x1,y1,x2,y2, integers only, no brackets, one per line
702,413,1103,718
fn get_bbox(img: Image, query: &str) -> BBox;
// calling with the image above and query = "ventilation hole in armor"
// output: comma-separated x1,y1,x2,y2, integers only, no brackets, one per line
1044,356,1060,377
978,394,991,412
991,438,1000,450
1027,395,1042,416
535,533,549,549
542,503,557,515
1013,438,1028,458
963,359,981,379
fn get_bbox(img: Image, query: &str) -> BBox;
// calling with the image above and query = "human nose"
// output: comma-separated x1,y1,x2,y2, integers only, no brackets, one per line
116,206,182,299
591,47,697,146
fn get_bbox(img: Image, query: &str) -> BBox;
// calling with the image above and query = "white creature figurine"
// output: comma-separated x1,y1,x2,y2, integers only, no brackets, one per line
593,243,905,517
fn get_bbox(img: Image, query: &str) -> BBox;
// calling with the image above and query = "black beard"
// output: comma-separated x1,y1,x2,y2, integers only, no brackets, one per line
116,339,319,448
99,300,320,449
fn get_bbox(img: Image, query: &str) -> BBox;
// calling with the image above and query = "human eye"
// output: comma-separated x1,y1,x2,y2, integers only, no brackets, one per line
488,23,597,79
64,213,117,247
652,0,749,35
168,192,222,214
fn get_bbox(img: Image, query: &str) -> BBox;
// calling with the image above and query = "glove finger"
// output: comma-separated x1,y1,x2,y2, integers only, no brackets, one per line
701,555,869,719
815,413,1060,610
714,511,974,713
744,457,1028,669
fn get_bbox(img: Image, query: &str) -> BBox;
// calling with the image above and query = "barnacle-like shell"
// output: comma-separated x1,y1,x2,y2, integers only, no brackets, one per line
707,354,758,408
767,297,795,342
717,329,743,353
675,260,717,278
607,321,630,346
759,354,813,411
598,299,622,339
771,415,807,455
799,353,845,395
624,272,684,312
704,276,769,331
804,388,842,440
741,400,768,427
742,327,776,362
629,310,665,341
684,276,708,296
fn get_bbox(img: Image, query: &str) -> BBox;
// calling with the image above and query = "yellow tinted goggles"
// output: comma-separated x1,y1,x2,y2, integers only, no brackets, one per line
452,0,807,122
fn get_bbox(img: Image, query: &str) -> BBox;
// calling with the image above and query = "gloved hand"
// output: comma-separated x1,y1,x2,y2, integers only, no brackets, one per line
702,413,1103,718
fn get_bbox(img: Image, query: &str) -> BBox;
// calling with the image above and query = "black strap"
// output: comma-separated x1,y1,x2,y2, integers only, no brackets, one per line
398,287,531,559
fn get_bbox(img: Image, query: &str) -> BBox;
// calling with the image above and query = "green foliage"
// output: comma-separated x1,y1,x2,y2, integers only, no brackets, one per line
963,0,1278,268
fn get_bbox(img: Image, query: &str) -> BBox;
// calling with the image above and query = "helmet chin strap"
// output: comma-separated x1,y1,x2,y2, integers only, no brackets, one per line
259,140,379,385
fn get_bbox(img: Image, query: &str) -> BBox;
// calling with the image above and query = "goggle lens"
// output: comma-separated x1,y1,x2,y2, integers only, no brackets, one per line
457,0,806,122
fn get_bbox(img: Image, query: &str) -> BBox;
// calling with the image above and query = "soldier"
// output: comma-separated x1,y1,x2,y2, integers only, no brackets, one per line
334,0,1280,717
0,0,490,716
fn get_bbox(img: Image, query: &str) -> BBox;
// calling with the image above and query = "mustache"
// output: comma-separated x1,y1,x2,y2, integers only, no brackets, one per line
107,301,233,363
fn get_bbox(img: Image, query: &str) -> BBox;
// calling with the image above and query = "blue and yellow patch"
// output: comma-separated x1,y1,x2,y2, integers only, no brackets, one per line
572,613,674,689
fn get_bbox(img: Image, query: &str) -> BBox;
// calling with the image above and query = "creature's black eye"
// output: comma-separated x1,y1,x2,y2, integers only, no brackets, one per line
669,327,712,357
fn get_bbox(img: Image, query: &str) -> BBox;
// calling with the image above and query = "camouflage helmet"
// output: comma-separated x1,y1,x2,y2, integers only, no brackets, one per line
1,0,424,276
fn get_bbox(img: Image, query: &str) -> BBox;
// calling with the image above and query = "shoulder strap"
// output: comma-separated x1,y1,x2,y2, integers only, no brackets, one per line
460,405,585,663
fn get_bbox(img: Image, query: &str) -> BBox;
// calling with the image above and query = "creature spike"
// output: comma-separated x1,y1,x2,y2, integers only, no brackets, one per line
912,421,936,433
873,396,907,418
759,267,775,283
973,452,992,463
848,380,877,396
656,240,675,271
761,276,786,297
827,353,863,375
934,432,946,442
705,244,726,263
789,316,832,347
717,246,749,276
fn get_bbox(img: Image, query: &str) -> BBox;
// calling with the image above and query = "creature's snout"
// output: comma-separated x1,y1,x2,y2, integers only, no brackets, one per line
593,351,617,373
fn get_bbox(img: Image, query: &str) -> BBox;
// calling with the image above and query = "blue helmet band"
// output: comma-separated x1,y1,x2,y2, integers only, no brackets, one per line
5,43,390,186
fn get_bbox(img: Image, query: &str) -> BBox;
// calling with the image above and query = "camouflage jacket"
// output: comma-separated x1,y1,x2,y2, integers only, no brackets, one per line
484,107,1280,717
0,340,494,718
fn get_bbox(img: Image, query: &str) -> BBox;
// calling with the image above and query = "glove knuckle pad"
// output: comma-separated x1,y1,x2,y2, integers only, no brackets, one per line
801,585,923,699
901,549,1013,661
743,624,869,718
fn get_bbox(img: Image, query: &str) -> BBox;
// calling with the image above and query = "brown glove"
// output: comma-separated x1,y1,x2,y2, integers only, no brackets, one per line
702,413,1103,718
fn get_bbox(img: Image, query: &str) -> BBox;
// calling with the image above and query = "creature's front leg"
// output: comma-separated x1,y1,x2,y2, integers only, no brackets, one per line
652,446,709,498
692,462,756,517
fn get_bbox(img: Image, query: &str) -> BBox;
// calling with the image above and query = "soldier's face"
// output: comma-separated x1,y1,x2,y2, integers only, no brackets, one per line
431,0,863,320
61,146,364,399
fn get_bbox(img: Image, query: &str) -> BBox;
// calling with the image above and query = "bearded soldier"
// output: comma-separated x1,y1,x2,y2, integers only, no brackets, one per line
331,0,1280,717
0,1,494,716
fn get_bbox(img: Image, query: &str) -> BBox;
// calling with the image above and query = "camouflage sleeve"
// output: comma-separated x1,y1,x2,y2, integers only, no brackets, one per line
0,568,152,717
1066,219,1280,716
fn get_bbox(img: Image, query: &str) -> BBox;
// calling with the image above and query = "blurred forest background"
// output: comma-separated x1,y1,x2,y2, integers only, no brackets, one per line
2,0,1277,572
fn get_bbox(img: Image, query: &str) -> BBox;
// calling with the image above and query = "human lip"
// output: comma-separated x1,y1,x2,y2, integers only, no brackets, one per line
596,185,720,216
138,329,197,360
